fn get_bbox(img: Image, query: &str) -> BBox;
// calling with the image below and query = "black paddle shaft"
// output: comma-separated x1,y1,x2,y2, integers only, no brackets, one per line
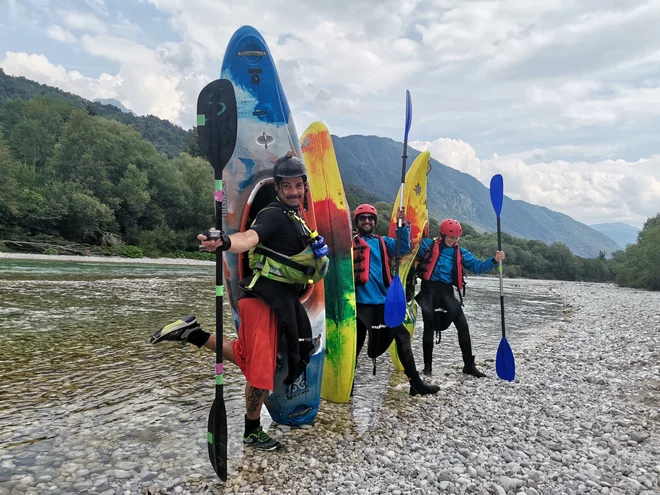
496,216,505,338
394,134,409,275
196,79,238,481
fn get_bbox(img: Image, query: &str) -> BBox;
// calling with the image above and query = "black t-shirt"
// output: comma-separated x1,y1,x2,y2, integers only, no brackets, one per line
249,201,307,256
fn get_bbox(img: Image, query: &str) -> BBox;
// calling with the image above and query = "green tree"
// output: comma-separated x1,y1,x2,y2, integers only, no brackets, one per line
4,97,72,171
52,110,163,209
116,164,151,231
0,134,20,228
183,127,203,158
616,214,660,290
63,190,118,242
546,242,581,280
581,258,611,282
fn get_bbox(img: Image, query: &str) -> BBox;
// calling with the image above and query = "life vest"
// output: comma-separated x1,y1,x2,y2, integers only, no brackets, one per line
353,234,392,287
417,238,465,293
245,207,329,288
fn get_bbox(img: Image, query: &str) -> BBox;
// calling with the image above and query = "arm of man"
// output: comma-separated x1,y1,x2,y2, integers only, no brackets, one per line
198,207,280,254
198,229,260,253
383,223,411,256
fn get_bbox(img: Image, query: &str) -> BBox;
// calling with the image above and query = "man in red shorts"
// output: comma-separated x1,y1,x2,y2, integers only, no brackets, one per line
150,154,328,451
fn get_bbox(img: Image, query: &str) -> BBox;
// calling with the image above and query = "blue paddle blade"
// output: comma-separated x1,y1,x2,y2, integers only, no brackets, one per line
490,174,504,216
496,337,515,381
404,90,412,141
384,275,406,328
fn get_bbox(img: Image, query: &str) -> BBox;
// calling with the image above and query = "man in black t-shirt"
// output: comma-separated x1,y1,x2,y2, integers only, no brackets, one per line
151,153,328,451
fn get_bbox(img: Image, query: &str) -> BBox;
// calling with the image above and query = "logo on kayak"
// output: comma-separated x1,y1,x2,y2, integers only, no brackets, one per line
414,183,421,196
300,136,311,149
286,373,308,400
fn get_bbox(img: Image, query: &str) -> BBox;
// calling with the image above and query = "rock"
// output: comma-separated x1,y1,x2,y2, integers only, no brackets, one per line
439,481,452,490
629,432,649,443
491,483,507,495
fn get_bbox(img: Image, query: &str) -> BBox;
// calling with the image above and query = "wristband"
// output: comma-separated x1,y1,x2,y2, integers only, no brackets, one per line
217,234,231,252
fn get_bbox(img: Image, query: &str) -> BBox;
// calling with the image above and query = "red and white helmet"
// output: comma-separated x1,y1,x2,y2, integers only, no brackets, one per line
439,219,462,237
354,204,378,222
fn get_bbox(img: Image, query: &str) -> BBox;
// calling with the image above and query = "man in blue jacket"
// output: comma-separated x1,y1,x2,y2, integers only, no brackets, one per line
352,204,439,396
415,219,505,377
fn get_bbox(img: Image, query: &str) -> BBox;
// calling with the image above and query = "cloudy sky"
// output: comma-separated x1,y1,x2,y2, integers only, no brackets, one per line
2,0,659,228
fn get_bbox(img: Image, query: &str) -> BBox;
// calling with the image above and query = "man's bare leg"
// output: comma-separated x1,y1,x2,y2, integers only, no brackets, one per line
202,335,238,366
245,383,267,420
204,337,269,431
151,317,281,449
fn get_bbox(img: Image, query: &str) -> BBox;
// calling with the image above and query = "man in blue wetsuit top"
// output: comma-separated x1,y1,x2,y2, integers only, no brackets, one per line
415,218,505,377
352,204,439,396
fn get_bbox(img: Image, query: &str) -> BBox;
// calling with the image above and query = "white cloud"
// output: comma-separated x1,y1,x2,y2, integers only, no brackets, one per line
10,0,660,145
1,52,122,101
60,10,107,34
3,0,660,226
10,33,185,124
410,137,660,228
46,25,77,43
6,0,19,16
84,0,108,16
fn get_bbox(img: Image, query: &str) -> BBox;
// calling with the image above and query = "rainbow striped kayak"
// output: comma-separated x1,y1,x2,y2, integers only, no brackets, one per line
302,122,356,404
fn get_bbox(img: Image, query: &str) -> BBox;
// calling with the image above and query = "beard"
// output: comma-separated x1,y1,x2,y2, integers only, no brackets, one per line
358,224,374,235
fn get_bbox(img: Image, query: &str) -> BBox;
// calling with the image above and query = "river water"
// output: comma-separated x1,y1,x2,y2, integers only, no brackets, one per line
0,258,564,490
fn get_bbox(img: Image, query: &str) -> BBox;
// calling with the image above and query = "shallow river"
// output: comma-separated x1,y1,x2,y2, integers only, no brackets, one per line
0,259,564,486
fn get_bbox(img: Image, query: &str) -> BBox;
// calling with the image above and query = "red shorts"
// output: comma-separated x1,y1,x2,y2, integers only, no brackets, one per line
232,297,278,391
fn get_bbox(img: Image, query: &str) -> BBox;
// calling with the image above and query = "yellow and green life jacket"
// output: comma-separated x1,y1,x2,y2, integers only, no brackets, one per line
245,206,329,289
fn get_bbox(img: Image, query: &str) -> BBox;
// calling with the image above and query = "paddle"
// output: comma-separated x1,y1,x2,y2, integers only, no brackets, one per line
196,79,238,481
384,90,412,328
489,174,515,382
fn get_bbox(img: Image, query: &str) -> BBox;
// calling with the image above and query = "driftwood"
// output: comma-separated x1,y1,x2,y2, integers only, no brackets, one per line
100,231,124,247
1,240,101,256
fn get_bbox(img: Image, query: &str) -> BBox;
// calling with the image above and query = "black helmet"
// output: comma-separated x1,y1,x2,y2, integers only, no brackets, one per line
273,152,307,182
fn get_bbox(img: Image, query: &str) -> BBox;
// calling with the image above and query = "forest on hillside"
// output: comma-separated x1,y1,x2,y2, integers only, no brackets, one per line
1,93,658,291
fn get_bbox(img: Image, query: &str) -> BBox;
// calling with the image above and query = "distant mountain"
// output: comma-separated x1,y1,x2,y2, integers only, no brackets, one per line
0,69,186,158
0,69,625,257
93,98,136,115
332,134,622,258
590,222,639,248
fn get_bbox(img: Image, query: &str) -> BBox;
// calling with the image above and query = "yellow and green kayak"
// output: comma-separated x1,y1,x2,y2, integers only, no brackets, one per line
387,151,431,370
302,122,357,403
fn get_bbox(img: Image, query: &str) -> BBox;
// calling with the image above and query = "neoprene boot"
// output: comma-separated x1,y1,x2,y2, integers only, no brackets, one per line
149,315,211,348
462,355,486,378
409,373,440,396
422,341,434,376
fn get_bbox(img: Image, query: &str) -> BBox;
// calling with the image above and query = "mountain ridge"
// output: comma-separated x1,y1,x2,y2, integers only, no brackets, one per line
0,69,621,257
331,134,622,257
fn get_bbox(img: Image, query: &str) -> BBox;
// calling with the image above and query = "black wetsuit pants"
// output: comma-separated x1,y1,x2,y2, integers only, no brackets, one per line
355,303,418,379
418,281,474,367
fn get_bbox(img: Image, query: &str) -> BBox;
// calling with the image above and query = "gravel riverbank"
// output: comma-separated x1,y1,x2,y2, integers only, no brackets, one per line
1,280,658,495
202,282,660,495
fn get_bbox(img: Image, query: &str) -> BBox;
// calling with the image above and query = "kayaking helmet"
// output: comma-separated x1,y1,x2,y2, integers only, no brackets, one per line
273,152,307,183
440,219,462,237
354,204,378,223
